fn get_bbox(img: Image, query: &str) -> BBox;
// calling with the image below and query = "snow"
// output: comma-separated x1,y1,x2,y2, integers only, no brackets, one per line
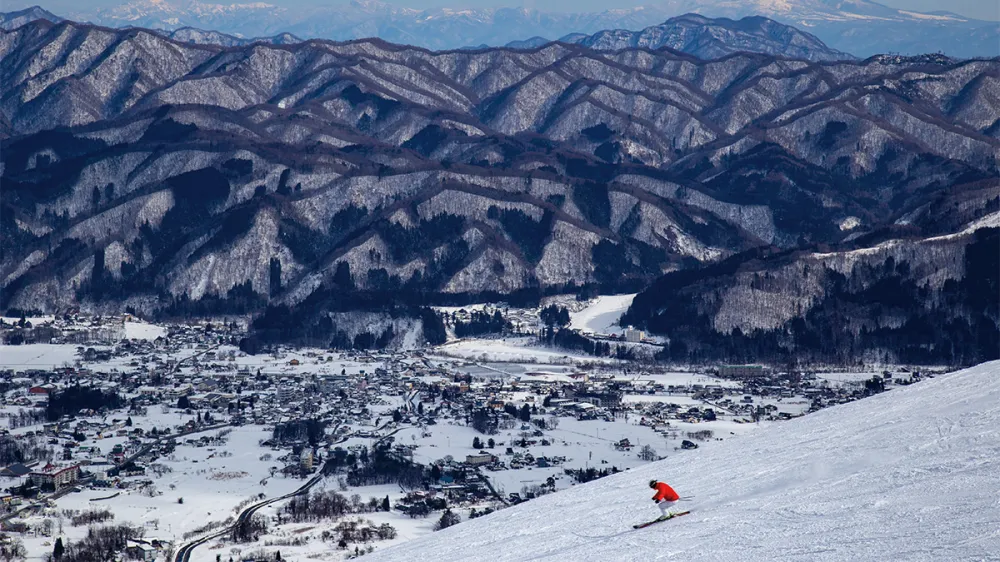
963,210,1000,232
0,316,56,325
63,426,298,528
0,344,80,370
838,216,861,231
815,371,880,386
123,321,167,340
365,361,1000,562
434,338,621,364
569,294,635,336
897,10,964,21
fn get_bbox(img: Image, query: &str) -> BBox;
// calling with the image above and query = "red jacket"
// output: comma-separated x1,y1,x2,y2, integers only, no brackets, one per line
652,482,679,502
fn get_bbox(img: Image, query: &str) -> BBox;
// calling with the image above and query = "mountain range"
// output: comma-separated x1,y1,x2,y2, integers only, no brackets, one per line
2,0,998,58
0,7,851,61
0,15,997,358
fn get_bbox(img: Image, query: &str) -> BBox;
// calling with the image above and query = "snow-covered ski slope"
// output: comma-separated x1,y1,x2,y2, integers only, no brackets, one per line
368,361,1000,561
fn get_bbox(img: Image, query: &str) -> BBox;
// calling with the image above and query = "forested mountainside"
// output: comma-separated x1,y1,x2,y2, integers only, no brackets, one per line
622,222,1000,366
1,19,997,336
562,14,854,62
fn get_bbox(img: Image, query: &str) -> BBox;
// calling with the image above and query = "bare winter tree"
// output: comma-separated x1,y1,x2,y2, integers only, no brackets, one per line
0,539,26,562
638,444,658,461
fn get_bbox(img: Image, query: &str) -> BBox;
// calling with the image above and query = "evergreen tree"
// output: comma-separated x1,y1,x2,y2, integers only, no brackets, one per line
472,437,482,449
269,258,282,297
333,262,354,290
519,404,531,422
382,496,391,511
53,537,64,560
540,305,571,327
434,508,461,531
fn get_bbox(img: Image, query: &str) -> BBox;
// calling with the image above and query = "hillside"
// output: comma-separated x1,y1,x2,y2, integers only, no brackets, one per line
2,18,997,323
364,360,1000,561
621,220,1000,365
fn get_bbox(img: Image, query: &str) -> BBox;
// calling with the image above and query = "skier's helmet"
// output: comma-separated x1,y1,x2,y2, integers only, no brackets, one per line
649,480,657,488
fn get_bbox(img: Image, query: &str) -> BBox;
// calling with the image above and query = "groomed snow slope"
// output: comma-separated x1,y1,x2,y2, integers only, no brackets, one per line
569,293,636,336
368,361,1000,562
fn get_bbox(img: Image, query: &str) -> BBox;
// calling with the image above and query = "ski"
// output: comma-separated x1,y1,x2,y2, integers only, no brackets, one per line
633,511,690,529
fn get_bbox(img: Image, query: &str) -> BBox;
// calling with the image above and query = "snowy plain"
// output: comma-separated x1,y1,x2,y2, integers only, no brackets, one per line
365,361,1000,562
433,337,623,364
0,344,81,369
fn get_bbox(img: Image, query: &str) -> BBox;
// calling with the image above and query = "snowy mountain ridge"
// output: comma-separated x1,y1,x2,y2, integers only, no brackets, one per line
559,13,855,61
365,360,1000,561
4,0,998,56
0,5,61,29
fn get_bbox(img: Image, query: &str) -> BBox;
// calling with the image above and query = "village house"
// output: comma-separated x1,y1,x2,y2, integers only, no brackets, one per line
29,464,80,489
125,541,157,561
465,453,494,467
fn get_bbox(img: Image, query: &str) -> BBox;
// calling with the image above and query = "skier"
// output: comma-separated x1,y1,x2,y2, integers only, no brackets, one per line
649,479,680,518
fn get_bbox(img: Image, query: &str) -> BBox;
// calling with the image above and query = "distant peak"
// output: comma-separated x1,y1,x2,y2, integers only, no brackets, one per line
562,13,856,61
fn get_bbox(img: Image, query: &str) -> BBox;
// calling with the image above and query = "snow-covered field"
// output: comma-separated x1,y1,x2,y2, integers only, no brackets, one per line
569,294,635,336
434,338,621,364
364,361,1000,561
123,321,167,341
0,344,80,369
815,371,881,385
66,426,297,526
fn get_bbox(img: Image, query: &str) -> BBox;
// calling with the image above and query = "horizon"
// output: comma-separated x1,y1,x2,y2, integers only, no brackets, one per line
4,0,998,22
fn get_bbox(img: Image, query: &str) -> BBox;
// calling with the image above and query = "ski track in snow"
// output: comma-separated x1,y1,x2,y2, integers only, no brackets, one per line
366,361,1000,562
